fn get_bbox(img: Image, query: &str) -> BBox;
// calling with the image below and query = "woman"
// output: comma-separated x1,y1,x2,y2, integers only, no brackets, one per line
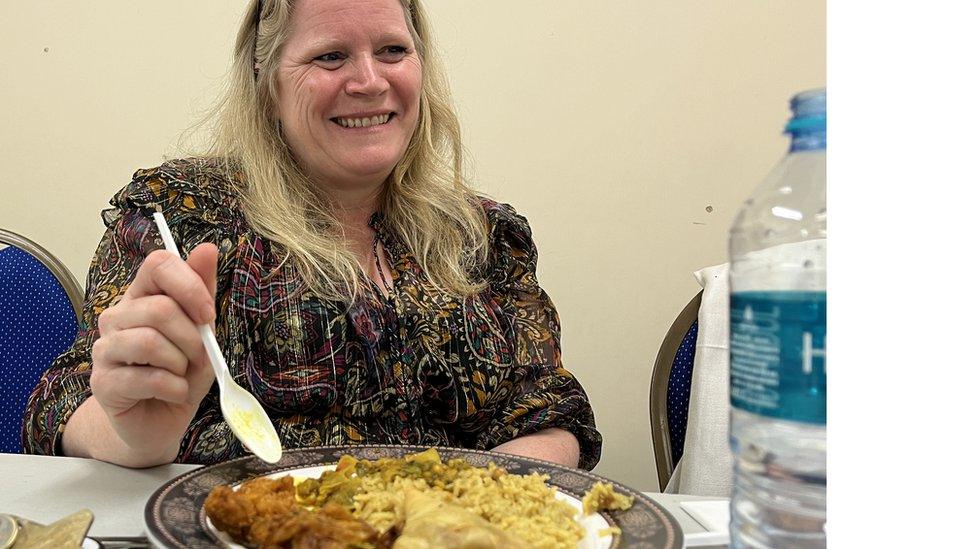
22,0,601,470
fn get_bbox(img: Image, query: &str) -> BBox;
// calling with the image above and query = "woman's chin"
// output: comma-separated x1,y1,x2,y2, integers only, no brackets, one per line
322,162,398,188
340,157,402,181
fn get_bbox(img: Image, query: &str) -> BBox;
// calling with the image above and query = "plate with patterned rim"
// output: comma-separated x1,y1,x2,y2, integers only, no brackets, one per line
144,444,682,549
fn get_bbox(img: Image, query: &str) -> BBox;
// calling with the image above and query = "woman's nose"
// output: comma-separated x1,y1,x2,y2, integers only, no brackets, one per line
344,56,390,97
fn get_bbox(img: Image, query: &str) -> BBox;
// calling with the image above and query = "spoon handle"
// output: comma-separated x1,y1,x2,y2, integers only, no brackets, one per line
151,212,229,384
199,325,230,386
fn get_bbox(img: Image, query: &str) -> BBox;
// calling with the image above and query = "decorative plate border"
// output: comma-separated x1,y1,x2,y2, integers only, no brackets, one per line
145,445,682,549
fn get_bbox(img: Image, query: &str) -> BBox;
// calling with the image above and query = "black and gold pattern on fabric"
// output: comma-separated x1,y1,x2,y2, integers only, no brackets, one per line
22,158,602,470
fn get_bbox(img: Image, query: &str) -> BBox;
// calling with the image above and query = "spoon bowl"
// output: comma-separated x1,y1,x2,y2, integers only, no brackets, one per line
199,325,283,463
221,389,283,464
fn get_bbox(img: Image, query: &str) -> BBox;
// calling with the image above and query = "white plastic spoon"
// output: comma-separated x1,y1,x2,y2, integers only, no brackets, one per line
152,212,282,463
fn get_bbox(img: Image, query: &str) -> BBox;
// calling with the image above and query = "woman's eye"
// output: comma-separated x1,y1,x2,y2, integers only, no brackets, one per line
315,52,346,68
377,46,408,62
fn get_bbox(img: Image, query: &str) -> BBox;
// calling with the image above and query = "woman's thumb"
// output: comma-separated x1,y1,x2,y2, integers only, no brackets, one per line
186,243,218,299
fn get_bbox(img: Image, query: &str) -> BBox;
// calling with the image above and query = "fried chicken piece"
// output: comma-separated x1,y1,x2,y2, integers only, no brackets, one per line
204,476,298,543
206,475,391,549
250,504,391,549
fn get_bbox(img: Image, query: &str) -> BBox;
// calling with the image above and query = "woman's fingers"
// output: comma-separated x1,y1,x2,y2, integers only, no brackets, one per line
90,242,222,417
91,363,192,407
97,296,206,367
92,327,190,377
122,248,215,325
91,319,216,411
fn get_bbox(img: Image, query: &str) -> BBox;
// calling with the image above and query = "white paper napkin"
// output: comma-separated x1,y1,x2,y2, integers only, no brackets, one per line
680,499,730,547
666,263,733,498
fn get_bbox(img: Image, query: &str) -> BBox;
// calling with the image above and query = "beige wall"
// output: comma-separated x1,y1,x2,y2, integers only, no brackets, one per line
0,1,824,491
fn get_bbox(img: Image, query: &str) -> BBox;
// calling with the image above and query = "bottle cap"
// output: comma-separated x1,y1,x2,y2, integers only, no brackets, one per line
785,88,826,133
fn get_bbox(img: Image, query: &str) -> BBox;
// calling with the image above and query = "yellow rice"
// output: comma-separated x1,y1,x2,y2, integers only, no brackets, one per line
350,461,584,548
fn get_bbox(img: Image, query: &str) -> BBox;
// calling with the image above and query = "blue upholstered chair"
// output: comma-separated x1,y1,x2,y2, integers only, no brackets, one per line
0,229,83,453
649,291,702,490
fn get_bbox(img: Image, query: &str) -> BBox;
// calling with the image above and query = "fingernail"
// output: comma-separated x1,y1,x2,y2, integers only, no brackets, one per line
202,304,216,323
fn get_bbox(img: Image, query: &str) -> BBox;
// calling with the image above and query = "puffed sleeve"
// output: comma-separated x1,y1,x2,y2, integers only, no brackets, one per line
21,159,238,455
473,200,603,470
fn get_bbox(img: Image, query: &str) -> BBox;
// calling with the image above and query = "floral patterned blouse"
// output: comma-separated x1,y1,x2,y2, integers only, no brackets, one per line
22,159,602,470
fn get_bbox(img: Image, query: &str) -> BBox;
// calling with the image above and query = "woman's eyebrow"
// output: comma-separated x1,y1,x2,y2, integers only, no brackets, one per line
374,31,413,44
305,30,413,49
303,36,344,51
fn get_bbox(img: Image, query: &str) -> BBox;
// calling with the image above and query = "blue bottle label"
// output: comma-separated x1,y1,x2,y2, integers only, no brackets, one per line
730,291,826,424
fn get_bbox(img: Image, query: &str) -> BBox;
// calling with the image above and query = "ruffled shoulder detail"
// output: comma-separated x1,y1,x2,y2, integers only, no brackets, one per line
480,198,540,293
102,157,244,229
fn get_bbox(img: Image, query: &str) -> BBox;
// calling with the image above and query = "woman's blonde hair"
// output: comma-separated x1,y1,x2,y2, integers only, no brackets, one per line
199,0,488,303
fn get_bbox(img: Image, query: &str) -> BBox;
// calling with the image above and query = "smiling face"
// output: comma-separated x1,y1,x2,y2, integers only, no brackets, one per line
275,0,422,192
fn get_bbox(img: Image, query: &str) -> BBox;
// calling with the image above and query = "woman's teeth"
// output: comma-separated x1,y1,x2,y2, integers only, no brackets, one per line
335,113,391,128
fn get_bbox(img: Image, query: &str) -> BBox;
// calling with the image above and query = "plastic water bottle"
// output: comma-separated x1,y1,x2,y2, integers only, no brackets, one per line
728,88,826,548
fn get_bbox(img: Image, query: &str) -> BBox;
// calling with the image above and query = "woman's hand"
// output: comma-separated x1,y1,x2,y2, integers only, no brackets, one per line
64,244,218,467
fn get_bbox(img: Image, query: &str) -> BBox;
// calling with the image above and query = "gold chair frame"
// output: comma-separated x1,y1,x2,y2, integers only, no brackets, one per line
649,290,702,490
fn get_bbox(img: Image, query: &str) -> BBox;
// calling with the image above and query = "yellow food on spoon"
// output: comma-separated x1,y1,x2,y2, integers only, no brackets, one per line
227,404,277,458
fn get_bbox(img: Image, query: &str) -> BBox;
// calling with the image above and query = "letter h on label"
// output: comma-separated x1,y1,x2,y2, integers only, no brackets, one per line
802,332,826,374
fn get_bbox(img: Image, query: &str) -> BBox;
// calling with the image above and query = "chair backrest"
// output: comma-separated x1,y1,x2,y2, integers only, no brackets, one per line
649,290,702,490
0,229,83,453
